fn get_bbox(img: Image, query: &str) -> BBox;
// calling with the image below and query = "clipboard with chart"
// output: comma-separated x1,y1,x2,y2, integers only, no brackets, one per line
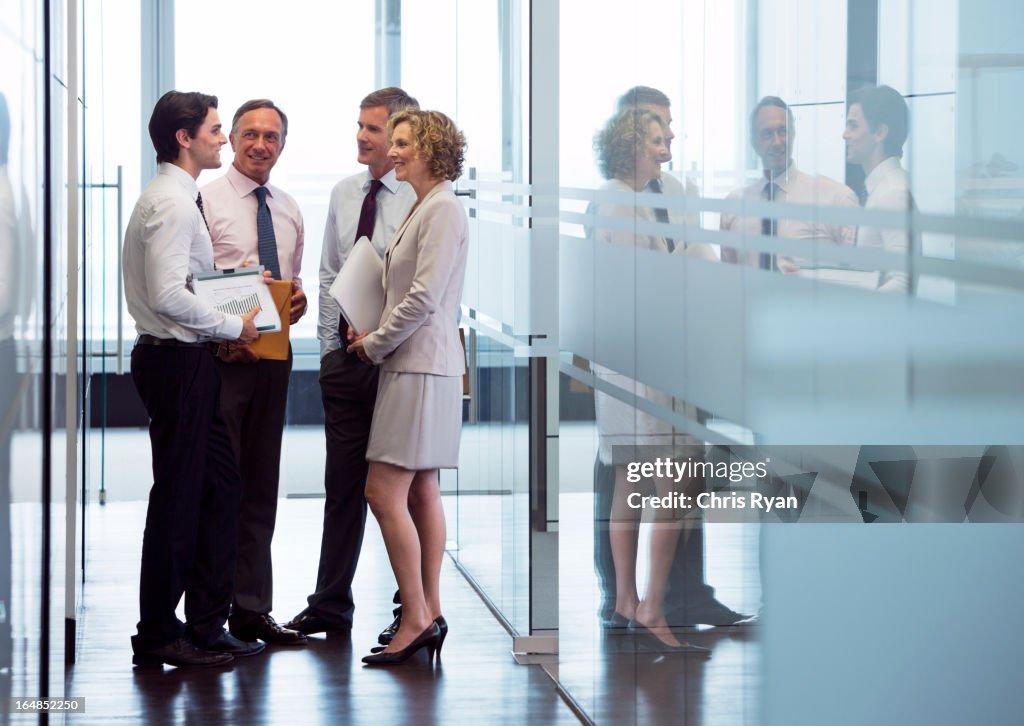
192,267,282,333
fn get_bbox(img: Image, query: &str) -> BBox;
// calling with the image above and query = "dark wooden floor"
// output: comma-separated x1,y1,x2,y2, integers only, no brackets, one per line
65,499,581,725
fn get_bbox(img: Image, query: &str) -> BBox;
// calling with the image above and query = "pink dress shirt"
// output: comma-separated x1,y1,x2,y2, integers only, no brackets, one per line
200,163,304,286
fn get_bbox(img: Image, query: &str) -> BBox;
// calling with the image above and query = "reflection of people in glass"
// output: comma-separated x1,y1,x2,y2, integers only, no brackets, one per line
591,89,748,633
589,107,710,655
721,96,858,273
844,85,913,292
615,86,706,250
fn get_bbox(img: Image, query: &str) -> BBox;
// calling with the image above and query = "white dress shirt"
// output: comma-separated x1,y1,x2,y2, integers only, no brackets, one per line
857,156,913,292
122,162,243,342
201,164,304,285
318,168,416,358
720,164,858,273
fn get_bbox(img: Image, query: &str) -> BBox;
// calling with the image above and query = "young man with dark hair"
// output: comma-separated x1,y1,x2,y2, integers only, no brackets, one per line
124,90,265,668
844,85,913,292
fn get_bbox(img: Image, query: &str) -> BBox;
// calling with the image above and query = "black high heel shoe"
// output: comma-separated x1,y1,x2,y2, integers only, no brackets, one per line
371,616,447,657
362,622,441,666
628,621,712,657
434,616,447,661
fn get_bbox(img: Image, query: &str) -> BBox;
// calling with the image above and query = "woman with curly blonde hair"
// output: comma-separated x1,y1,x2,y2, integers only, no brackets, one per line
348,109,468,665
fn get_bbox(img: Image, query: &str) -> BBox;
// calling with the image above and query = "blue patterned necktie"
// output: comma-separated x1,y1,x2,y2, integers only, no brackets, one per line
253,186,282,280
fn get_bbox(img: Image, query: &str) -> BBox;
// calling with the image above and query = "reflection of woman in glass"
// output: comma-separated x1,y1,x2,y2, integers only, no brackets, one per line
590,108,710,654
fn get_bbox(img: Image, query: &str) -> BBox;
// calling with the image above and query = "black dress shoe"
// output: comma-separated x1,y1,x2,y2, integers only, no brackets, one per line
602,612,631,633
132,637,234,668
362,622,441,666
378,606,402,645
283,609,350,636
203,631,266,657
230,613,308,645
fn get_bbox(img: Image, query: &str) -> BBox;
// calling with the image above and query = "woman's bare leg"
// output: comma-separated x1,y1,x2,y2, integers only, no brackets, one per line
609,464,640,620
365,462,435,651
408,468,445,619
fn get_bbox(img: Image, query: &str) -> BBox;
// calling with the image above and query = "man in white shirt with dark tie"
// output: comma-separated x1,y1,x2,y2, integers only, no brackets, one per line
123,90,263,668
285,88,419,640
200,99,308,646
721,96,859,272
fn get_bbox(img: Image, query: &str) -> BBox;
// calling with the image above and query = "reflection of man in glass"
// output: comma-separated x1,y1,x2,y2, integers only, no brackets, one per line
616,86,710,254
721,96,858,273
589,88,744,637
843,85,913,292
590,107,711,654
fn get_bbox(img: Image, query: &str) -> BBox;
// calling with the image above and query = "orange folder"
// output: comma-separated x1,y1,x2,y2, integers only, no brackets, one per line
250,280,292,361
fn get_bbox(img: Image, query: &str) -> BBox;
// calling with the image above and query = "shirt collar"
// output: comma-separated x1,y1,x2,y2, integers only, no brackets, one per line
865,156,901,196
226,163,269,199
365,167,401,195
763,163,800,195
158,162,199,197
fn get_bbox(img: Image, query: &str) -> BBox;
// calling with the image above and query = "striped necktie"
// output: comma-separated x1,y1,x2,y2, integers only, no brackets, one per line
195,191,210,232
760,181,779,270
254,186,282,280
647,177,675,253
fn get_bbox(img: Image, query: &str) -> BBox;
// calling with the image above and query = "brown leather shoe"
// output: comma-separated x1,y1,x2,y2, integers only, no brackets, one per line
230,613,308,645
132,637,234,668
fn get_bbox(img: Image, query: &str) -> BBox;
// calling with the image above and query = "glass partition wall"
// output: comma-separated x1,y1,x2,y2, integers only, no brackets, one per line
1,0,78,702
47,1,1024,721
555,0,1024,724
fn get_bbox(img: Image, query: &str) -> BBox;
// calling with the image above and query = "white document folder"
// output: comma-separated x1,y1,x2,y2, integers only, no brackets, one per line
192,266,282,333
329,236,384,335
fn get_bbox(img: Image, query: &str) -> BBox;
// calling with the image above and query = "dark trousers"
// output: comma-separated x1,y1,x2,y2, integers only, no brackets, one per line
306,346,379,625
130,344,240,650
217,348,292,615
593,455,715,622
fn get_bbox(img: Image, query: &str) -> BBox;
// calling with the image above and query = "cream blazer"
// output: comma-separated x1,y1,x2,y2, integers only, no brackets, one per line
361,180,468,376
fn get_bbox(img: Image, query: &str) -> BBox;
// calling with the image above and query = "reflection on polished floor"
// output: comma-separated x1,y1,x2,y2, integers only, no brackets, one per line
65,424,766,723
66,499,579,725
558,492,762,725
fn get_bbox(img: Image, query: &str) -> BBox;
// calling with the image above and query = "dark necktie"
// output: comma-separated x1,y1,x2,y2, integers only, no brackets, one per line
254,186,282,280
195,191,210,232
760,181,779,270
355,179,385,244
647,178,675,253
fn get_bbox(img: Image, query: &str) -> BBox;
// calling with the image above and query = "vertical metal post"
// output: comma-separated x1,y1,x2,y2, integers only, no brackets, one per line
375,0,402,88
140,0,175,185
525,0,560,648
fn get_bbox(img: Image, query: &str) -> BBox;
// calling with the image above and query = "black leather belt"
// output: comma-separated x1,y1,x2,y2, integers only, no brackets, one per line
136,334,219,353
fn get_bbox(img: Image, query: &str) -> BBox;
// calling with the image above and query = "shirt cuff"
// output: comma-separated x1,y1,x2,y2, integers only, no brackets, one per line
220,315,244,341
